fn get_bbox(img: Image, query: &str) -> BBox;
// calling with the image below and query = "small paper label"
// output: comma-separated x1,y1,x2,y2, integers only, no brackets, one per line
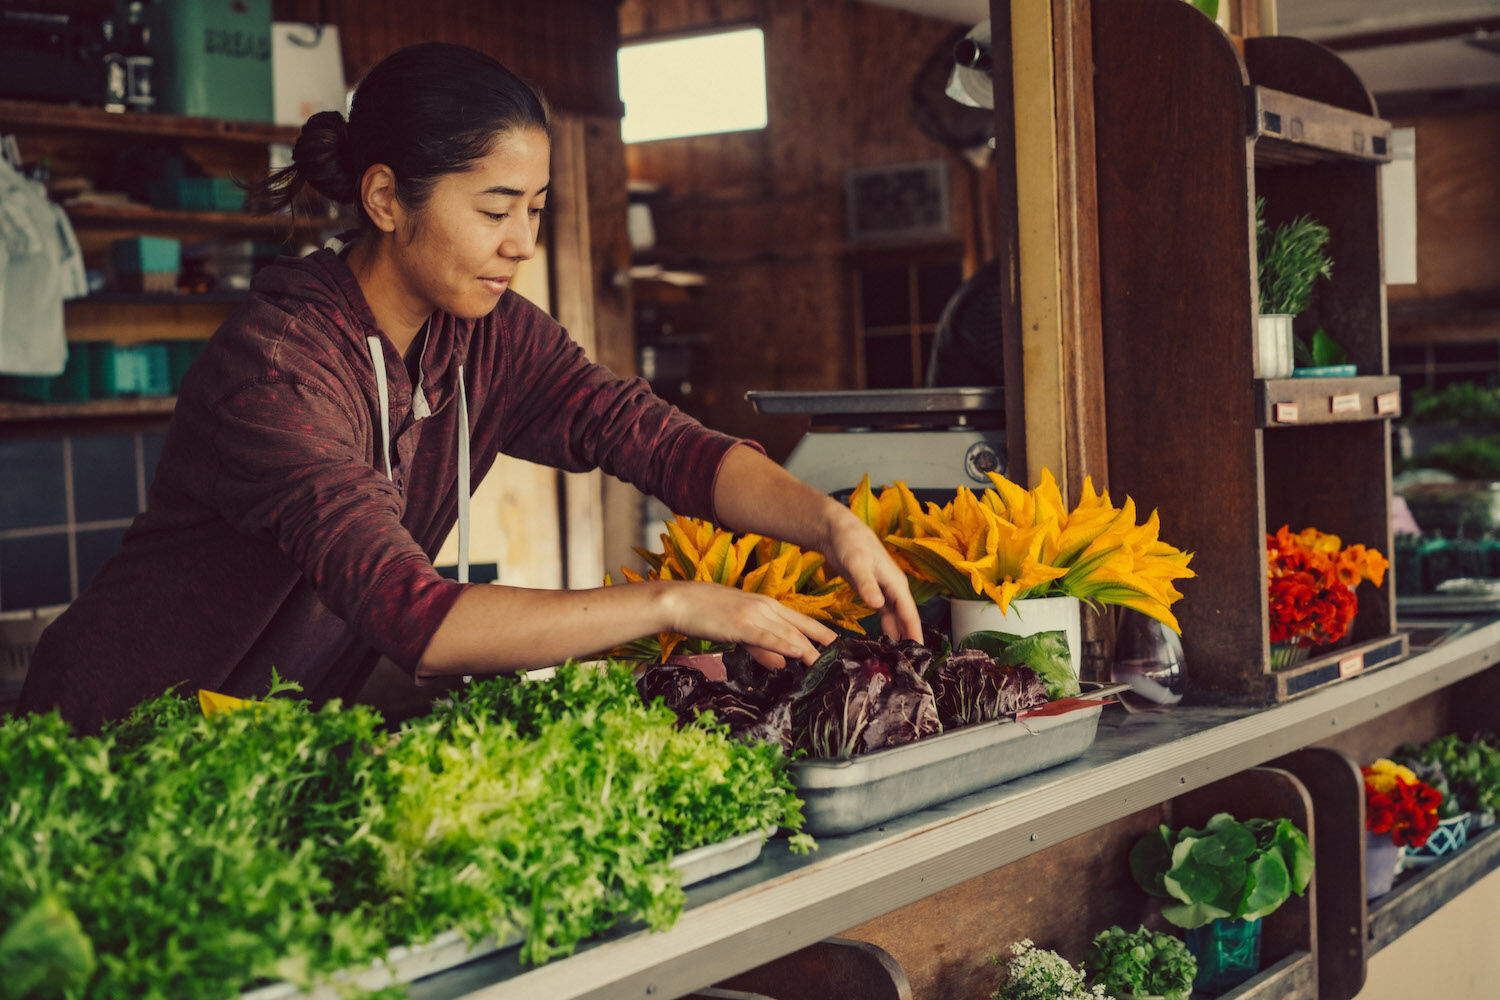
1274,402,1300,423
1330,393,1361,414
1339,653,1364,677
1375,391,1400,415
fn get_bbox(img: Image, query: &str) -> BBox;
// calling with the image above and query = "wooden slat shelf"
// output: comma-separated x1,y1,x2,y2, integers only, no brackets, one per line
0,396,175,423
1248,88,1393,166
64,202,325,241
1367,823,1500,954
1256,375,1403,427
0,98,299,145
1218,951,1317,1000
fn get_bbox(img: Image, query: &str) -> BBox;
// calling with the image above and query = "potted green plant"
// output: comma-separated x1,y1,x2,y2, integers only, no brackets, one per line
1394,734,1500,824
989,939,1110,1000
1130,812,1313,994
1085,925,1196,1000
1255,197,1333,378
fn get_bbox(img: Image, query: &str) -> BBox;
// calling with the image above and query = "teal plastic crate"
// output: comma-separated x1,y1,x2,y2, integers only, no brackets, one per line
0,347,92,404
148,175,245,212
167,339,208,391
90,343,173,398
145,0,273,122
111,237,182,275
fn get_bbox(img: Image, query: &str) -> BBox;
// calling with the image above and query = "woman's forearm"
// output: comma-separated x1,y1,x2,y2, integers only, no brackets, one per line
711,443,846,550
416,573,835,678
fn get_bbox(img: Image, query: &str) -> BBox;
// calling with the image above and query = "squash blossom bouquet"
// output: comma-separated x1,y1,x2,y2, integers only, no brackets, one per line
608,515,872,663
848,470,1195,633
1363,757,1443,848
1266,525,1389,650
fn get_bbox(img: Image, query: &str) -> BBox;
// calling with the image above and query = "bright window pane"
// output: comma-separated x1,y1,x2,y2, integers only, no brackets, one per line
619,28,768,143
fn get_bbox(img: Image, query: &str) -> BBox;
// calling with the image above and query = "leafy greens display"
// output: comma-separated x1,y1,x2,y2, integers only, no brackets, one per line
639,631,1064,760
0,662,808,998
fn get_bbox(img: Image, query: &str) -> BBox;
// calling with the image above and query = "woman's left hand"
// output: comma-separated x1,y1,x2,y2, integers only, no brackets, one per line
817,503,924,643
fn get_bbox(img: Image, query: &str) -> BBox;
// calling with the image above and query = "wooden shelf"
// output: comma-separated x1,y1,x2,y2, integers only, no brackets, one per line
0,397,175,423
1257,375,1403,427
76,290,249,306
1249,88,1393,167
0,98,299,145
1094,0,1398,707
1218,951,1317,1000
64,202,325,242
1368,823,1500,954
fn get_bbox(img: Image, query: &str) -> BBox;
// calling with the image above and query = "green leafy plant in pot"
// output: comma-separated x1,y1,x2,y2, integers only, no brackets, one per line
1130,813,1313,994
1085,925,1197,1000
1255,197,1335,378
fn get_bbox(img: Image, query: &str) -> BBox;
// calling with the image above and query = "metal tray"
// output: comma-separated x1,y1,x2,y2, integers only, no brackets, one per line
790,685,1125,837
239,829,768,1000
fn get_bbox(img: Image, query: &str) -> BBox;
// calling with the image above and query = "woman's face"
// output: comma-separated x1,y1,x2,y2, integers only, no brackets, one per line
393,126,551,320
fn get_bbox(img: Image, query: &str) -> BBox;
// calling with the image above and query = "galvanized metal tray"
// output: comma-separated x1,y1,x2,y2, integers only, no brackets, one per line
239,828,768,1000
791,684,1126,837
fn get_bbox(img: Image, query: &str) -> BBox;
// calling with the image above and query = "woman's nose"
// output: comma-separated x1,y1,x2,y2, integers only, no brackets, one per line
500,217,538,261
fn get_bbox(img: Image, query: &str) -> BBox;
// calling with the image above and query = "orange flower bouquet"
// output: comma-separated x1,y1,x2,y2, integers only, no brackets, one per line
1266,525,1388,667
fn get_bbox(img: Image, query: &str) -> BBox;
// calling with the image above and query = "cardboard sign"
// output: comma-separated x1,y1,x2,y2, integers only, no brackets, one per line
1339,652,1365,677
1330,393,1361,414
1375,391,1401,415
1273,402,1300,423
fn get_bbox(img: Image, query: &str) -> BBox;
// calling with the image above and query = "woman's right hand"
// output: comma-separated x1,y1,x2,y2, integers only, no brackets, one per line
656,580,837,669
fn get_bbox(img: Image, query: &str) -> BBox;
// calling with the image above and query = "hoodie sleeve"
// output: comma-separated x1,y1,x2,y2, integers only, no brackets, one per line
205,376,465,671
489,305,762,521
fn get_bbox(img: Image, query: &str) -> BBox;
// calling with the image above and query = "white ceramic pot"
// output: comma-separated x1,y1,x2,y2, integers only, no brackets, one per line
1256,314,1295,378
949,595,1083,678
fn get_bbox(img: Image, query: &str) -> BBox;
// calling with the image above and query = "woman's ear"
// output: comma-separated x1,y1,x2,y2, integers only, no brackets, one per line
360,164,401,235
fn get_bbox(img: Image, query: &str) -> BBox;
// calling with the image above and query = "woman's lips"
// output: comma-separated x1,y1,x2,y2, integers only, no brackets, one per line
479,277,509,294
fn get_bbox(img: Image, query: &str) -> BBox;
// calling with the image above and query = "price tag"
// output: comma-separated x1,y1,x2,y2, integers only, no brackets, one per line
1375,391,1400,415
1330,393,1361,414
1339,652,1365,677
1273,402,1300,423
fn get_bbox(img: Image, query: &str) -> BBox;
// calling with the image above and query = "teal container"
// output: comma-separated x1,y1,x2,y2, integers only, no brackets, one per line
1185,917,1262,995
145,0,273,122
0,347,92,403
111,236,182,275
167,339,209,391
90,342,171,398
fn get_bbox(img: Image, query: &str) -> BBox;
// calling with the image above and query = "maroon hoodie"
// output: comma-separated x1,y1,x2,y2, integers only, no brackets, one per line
19,247,751,730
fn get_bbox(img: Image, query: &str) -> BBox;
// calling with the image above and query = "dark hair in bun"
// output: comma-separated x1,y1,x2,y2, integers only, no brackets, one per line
247,42,550,227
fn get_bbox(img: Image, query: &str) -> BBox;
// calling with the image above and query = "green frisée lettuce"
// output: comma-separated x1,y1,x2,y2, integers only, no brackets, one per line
0,662,809,997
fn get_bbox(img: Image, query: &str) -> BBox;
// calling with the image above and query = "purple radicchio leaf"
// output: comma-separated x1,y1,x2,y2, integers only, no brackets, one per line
926,648,1049,728
791,635,942,759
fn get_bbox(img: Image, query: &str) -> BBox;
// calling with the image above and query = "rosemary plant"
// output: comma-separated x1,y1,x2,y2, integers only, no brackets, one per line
1256,196,1333,316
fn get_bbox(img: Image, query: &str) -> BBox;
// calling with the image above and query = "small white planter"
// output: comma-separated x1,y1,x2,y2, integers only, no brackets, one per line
1257,314,1295,378
949,595,1083,678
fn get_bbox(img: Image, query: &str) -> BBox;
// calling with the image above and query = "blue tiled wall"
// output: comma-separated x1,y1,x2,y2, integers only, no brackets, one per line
0,431,164,612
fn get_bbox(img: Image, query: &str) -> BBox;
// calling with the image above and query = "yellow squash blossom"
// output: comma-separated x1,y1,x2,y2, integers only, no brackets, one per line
607,515,872,662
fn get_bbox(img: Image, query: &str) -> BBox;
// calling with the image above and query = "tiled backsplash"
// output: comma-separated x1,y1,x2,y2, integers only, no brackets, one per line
0,431,163,612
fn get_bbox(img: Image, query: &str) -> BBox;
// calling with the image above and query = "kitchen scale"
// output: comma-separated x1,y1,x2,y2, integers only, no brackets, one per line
745,387,1007,503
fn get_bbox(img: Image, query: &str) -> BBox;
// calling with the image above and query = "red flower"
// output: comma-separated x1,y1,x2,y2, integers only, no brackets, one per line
1267,525,1382,650
1363,763,1443,848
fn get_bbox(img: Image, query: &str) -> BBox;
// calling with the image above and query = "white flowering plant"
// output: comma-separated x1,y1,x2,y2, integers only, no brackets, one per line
991,939,1114,1000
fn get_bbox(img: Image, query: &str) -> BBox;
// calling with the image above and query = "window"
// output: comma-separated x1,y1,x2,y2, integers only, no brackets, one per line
851,251,965,389
618,28,768,143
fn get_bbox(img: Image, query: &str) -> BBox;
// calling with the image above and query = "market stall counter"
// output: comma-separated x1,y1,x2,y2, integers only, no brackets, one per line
395,618,1500,1000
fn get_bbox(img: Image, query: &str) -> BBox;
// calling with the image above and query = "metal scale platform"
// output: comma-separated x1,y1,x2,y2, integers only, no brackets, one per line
745,387,1007,503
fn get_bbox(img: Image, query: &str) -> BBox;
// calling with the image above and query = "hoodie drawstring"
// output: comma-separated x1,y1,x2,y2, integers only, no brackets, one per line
456,364,470,586
367,334,471,587
366,336,393,481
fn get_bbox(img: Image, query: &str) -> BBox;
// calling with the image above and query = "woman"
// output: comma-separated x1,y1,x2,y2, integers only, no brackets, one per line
20,43,919,731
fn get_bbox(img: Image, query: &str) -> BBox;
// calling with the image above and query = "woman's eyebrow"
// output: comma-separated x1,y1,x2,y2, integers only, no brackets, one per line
479,181,551,197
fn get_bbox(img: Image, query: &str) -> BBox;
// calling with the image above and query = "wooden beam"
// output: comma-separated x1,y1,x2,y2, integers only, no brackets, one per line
549,114,606,591
995,0,1108,500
